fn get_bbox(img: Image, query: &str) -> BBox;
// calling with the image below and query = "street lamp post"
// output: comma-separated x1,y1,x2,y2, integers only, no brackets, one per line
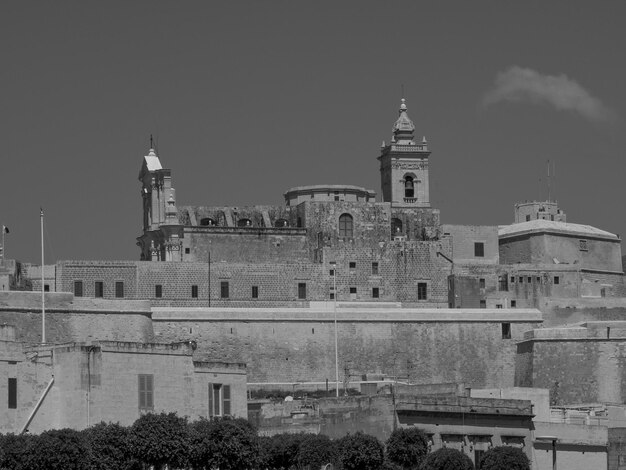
330,261,339,398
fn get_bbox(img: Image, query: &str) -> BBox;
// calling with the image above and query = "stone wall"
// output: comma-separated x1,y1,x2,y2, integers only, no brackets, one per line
515,322,626,404
0,291,154,344
152,307,542,388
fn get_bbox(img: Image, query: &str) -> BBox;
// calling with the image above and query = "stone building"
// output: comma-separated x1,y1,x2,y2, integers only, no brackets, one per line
0,292,247,434
71,99,451,307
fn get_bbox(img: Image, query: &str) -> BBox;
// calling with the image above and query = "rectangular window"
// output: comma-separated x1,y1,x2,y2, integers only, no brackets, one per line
208,383,232,417
510,276,515,284
579,239,588,251
329,269,335,276
525,215,530,222
417,282,427,300
372,287,379,298
498,276,508,291
95,281,104,298
138,374,154,410
511,300,517,308
527,276,532,283
115,281,124,298
496,304,503,309
252,286,259,299
74,280,83,297
349,262,356,270
220,281,229,299
349,287,357,294
8,378,16,409
474,242,485,257
44,284,50,292
372,262,379,275
185,247,190,254
480,300,486,308
155,284,163,298
519,276,523,283
329,292,335,300
297,282,307,299
554,276,560,285
191,285,198,298
502,323,512,339
479,278,485,289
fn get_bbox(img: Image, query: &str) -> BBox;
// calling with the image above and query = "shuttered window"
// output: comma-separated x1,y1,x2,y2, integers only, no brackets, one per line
138,374,154,410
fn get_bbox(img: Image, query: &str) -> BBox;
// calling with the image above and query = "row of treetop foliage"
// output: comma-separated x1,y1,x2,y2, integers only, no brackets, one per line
0,412,531,470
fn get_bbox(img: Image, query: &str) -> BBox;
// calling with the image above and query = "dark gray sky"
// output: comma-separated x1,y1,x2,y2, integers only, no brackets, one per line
2,1,625,263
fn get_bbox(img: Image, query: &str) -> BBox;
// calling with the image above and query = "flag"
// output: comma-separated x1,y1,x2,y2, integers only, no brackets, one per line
2,226,8,234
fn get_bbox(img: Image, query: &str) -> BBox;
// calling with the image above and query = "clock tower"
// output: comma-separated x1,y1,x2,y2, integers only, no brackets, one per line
378,99,431,208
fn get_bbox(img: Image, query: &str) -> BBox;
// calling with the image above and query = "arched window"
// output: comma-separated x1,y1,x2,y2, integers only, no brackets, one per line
404,176,415,198
237,218,252,227
275,218,289,227
200,217,216,226
391,218,403,237
339,213,354,238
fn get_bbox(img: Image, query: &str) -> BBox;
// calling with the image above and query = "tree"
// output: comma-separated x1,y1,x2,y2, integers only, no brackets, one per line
82,422,140,470
188,416,260,470
420,448,474,470
128,412,189,470
336,432,385,470
22,428,91,470
479,446,529,470
386,427,429,469
0,433,33,470
296,433,337,470
259,432,309,470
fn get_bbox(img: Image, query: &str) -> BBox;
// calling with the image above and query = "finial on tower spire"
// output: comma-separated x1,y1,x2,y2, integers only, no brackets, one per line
150,134,154,150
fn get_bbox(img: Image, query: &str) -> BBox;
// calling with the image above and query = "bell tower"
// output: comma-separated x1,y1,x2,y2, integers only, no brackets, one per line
378,99,431,208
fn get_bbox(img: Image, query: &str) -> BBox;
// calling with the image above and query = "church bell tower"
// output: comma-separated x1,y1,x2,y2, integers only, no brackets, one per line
378,99,431,208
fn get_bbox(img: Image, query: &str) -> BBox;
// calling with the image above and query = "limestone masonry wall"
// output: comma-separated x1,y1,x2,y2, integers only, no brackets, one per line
151,308,541,389
0,291,153,344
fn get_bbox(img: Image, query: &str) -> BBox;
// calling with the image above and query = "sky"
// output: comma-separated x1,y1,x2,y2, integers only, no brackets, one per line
2,1,626,263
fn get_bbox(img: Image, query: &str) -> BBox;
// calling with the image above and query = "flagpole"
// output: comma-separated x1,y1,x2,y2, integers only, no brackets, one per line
41,208,46,344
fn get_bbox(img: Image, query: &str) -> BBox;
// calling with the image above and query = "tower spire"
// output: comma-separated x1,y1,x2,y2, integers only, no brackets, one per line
391,98,415,144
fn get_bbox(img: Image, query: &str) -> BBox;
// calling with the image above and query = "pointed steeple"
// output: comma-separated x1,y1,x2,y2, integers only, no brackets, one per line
391,98,416,145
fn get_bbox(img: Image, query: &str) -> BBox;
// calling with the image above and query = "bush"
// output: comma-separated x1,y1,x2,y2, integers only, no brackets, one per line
0,433,33,470
420,448,474,470
188,416,260,470
128,412,189,470
386,427,429,469
23,428,91,470
336,432,385,470
480,446,529,470
259,432,310,470
296,433,338,470
82,422,139,470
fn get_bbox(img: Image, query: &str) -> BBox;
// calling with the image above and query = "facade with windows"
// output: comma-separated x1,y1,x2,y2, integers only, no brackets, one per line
0,339,247,434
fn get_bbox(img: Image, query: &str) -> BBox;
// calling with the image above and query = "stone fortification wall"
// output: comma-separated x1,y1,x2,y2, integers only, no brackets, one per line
0,291,153,344
57,261,138,299
152,307,541,389
515,322,626,404
537,298,626,327
322,237,452,305
183,228,309,264
55,246,452,305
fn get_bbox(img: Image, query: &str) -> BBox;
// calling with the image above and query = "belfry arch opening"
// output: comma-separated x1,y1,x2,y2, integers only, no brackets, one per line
404,175,415,198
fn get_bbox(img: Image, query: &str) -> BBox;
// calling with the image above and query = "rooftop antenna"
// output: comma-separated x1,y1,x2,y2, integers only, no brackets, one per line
150,134,154,150
547,159,550,202
401,83,405,100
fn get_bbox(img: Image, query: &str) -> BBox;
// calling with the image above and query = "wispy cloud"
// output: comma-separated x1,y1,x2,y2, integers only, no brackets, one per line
483,66,615,123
